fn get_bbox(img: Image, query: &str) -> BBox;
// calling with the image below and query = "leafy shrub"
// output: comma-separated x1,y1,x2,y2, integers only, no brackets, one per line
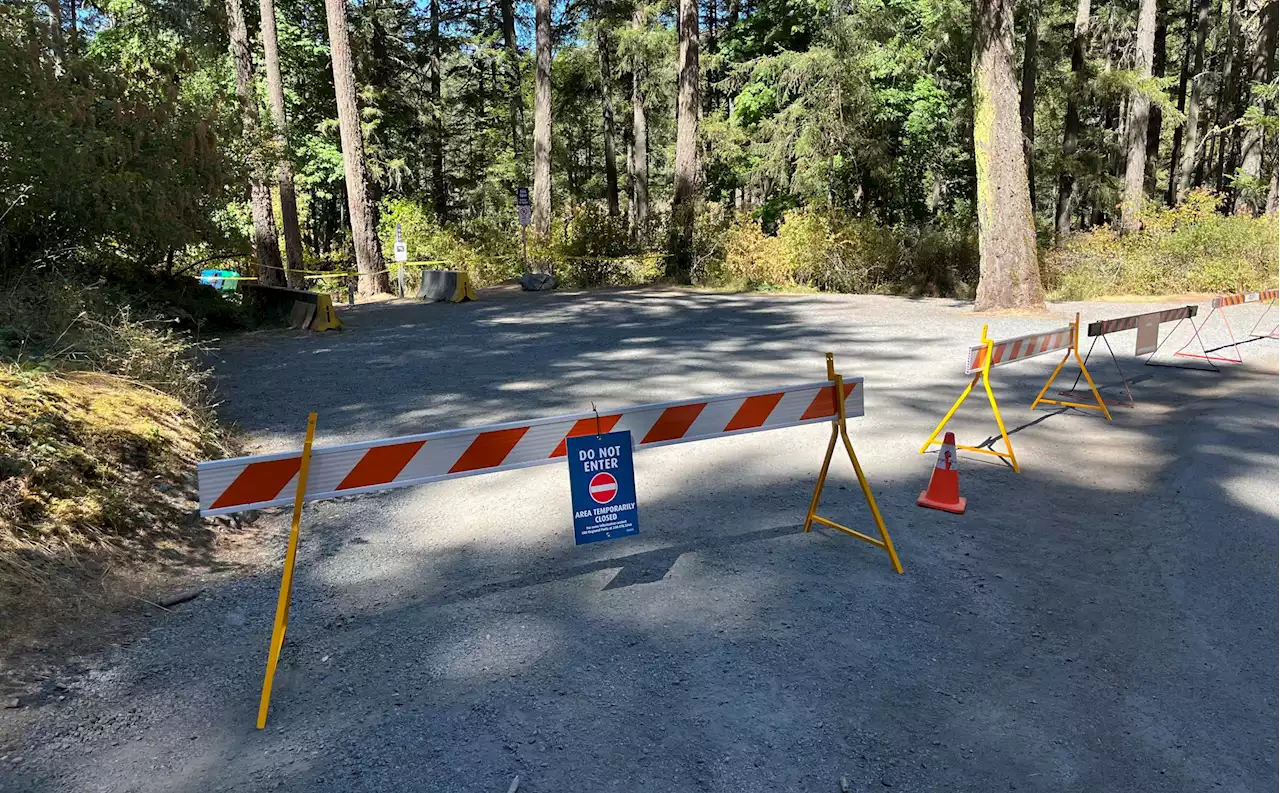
1045,190,1279,299
712,207,978,296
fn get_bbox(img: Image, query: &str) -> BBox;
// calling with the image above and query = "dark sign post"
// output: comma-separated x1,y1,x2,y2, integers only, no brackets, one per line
565,430,639,545
516,187,532,273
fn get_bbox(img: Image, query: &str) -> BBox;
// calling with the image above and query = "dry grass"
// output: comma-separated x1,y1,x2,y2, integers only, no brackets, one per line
0,368,255,667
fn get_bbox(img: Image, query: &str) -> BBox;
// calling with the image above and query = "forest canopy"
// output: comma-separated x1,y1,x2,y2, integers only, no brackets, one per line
1,0,1276,304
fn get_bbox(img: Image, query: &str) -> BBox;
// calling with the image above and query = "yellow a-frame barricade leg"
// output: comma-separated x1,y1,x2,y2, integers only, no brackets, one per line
1029,313,1112,420
919,326,1020,472
803,353,904,574
257,412,318,729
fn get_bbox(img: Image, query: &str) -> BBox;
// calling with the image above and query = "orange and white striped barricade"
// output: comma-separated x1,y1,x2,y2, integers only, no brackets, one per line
199,354,901,728
1058,305,1201,406
1173,289,1280,365
919,314,1110,473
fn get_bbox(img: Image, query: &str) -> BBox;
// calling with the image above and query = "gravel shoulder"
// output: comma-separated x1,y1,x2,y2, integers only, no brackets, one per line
2,288,1276,792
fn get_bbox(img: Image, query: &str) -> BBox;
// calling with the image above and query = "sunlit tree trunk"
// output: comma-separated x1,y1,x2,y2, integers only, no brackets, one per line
1054,0,1090,244
324,0,390,294
1237,0,1277,215
972,0,1043,310
669,0,700,281
259,0,306,288
532,0,553,238
1120,0,1158,232
226,0,285,286
1176,0,1212,199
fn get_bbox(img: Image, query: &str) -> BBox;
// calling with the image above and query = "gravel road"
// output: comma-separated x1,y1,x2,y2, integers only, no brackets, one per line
2,288,1276,793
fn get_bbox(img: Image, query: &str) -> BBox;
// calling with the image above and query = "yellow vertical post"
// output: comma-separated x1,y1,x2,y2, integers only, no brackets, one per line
804,353,840,533
256,412,317,729
919,324,1019,471
1029,313,1112,420
804,353,903,574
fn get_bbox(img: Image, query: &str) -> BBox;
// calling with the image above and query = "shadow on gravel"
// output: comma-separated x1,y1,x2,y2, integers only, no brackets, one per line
8,294,1277,793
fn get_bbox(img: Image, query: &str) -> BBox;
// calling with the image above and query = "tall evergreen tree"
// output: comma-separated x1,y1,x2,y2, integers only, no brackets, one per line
324,0,390,294
972,0,1042,309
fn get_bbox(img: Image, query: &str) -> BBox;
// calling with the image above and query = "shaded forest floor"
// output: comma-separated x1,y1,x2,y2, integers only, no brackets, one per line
1,287,1276,792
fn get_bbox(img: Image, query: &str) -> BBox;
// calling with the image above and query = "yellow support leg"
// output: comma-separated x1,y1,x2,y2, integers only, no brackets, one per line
256,412,318,729
804,354,903,574
1028,314,1112,421
920,327,1019,472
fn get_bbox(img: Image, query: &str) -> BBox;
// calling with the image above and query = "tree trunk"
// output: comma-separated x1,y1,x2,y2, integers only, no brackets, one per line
1120,0,1159,232
972,0,1043,310
1213,0,1242,194
1267,166,1279,215
598,25,621,217
532,0,553,238
669,0,700,281
1145,4,1167,194
1176,0,1211,199
324,0,390,295
430,0,447,222
1054,0,1091,245
1237,0,1277,215
226,0,285,286
1019,0,1040,210
629,5,649,241
500,0,523,158
259,0,306,288
1166,0,1197,203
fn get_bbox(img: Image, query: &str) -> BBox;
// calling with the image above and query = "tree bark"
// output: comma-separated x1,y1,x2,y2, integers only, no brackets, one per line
259,0,306,288
1120,0,1159,232
1212,0,1242,194
1267,166,1279,215
972,0,1043,310
226,0,285,286
1166,0,1197,203
598,25,621,217
1019,0,1040,210
499,0,523,158
629,5,650,241
1145,5,1166,194
430,0,447,222
324,0,390,295
1237,0,1277,215
1054,0,1091,245
532,0,553,238
1176,0,1211,199
669,0,700,281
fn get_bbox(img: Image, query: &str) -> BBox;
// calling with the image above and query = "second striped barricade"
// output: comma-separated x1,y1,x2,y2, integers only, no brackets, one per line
1173,289,1279,365
920,314,1109,473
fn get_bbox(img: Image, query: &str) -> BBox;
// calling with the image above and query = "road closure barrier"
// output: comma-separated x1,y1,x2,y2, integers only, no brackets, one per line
197,354,901,727
416,269,478,302
1059,305,1201,406
245,284,343,332
1174,289,1279,364
920,314,1109,473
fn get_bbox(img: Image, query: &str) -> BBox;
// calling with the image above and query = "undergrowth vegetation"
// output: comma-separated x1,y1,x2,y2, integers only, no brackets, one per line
0,267,235,630
1044,191,1279,299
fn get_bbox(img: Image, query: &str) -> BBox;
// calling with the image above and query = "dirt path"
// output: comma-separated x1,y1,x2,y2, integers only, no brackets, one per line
2,289,1276,792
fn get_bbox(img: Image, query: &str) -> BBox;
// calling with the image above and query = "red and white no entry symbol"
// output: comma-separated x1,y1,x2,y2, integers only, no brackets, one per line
589,472,618,504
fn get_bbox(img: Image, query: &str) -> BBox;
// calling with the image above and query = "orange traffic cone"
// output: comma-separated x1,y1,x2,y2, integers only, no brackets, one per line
917,431,966,514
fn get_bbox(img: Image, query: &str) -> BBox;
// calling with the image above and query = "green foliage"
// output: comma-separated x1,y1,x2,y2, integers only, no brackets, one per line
1045,191,1280,299
0,2,242,274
